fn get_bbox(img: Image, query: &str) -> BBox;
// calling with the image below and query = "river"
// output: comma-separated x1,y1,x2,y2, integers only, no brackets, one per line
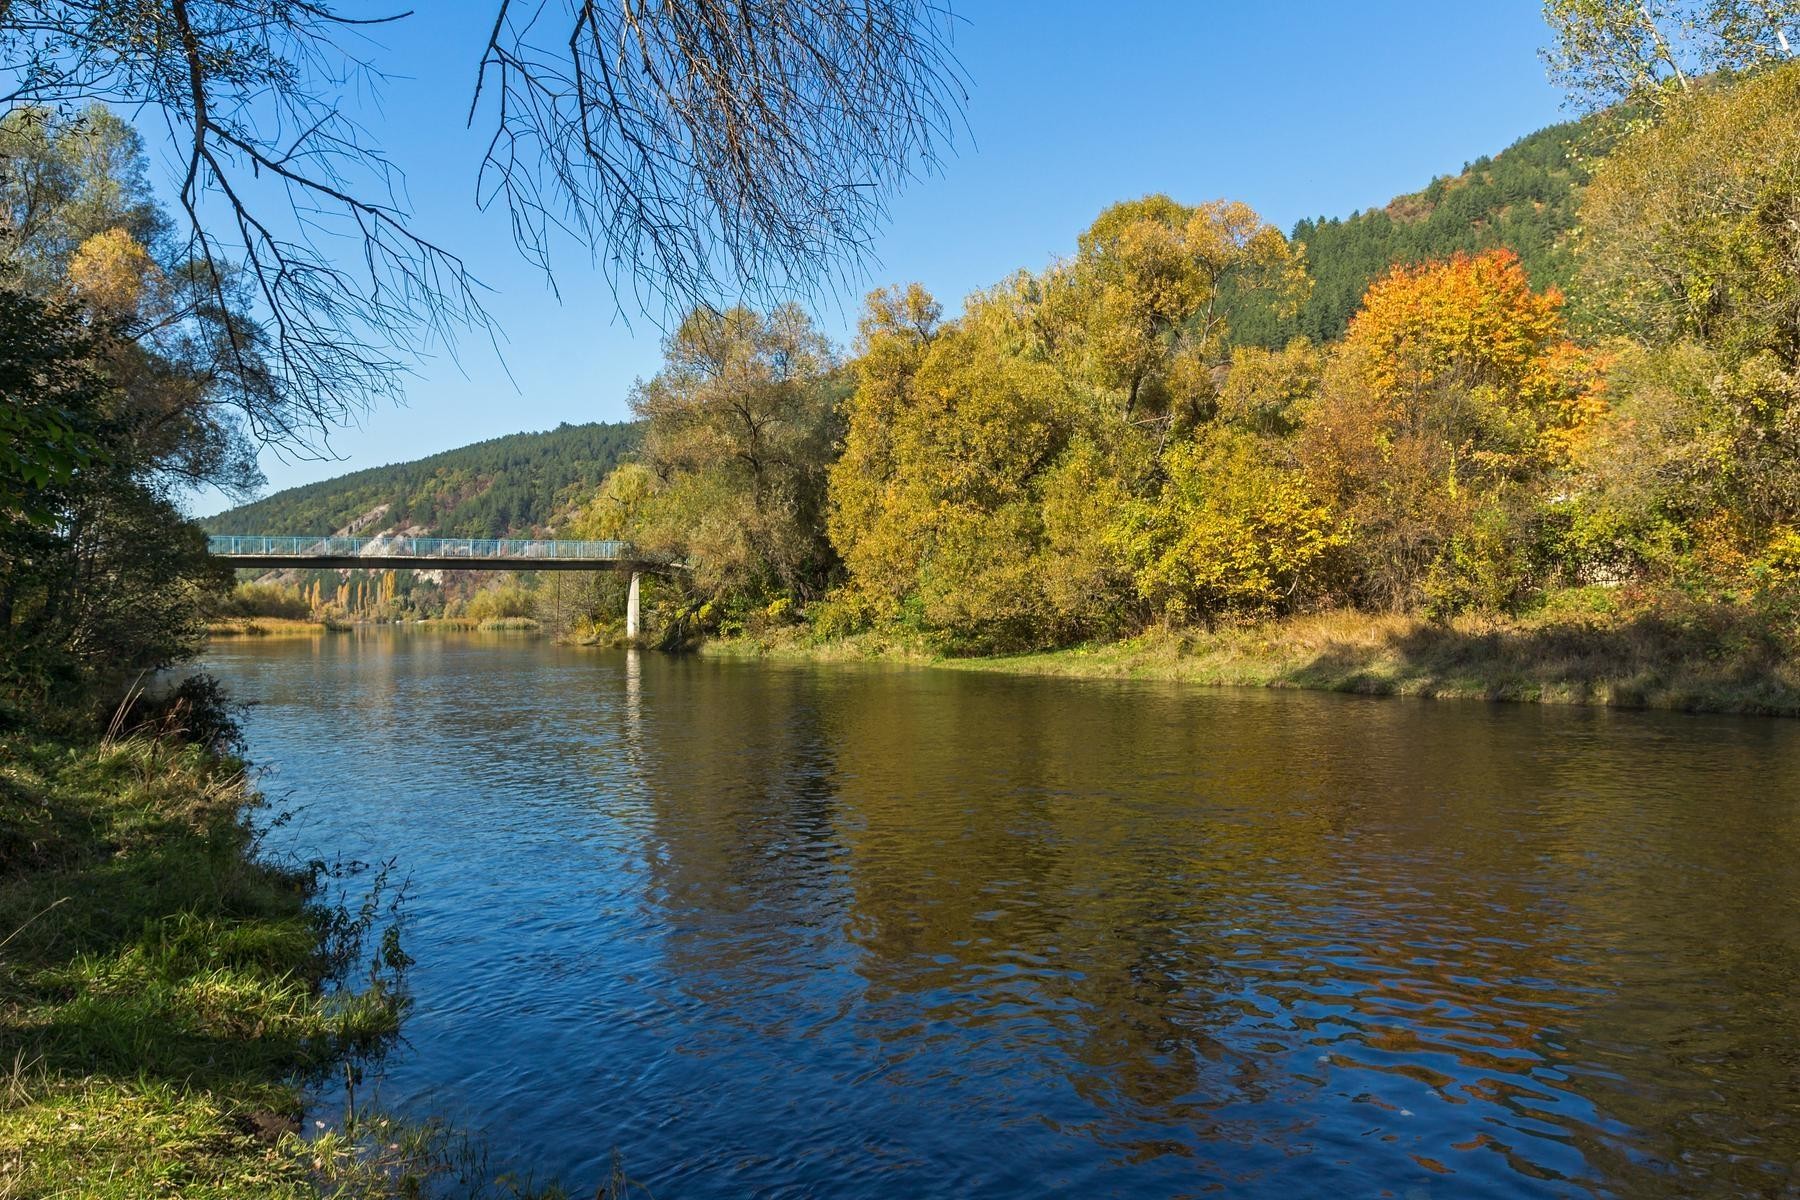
199,630,1800,1199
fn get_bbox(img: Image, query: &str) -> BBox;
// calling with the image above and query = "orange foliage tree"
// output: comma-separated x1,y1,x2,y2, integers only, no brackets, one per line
1339,249,1603,470
1299,250,1605,610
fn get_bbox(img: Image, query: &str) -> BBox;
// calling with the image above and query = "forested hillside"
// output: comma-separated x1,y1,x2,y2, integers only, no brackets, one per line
203,421,641,537
1229,112,1615,346
204,113,1609,546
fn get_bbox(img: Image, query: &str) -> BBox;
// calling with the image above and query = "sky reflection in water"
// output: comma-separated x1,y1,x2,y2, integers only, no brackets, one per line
202,633,1800,1199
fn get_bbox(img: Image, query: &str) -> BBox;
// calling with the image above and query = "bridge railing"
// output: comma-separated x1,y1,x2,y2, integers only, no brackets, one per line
207,534,639,561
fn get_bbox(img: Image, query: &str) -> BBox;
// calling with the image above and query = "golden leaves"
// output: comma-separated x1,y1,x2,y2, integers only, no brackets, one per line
67,228,158,319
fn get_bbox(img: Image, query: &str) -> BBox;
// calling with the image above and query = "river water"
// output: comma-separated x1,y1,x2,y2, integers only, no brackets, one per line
199,631,1800,1199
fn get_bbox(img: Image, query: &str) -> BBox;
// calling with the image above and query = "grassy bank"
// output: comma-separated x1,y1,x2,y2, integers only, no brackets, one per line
207,616,544,638
0,725,493,1198
207,616,334,638
708,597,1800,716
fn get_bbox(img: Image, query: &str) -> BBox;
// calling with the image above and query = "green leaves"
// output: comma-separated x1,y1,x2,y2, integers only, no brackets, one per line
0,287,106,528
1543,0,1800,111
1579,62,1800,364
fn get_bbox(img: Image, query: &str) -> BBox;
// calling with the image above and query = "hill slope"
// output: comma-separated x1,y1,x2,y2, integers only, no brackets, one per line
204,421,640,538
205,115,1616,541
1228,112,1618,346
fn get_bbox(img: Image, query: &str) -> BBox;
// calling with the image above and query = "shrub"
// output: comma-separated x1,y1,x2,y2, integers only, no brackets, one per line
807,589,875,641
1115,428,1347,622
463,582,534,622
222,582,311,620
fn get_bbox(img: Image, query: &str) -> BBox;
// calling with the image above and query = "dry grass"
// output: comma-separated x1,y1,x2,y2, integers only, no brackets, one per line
206,617,330,638
709,598,1800,716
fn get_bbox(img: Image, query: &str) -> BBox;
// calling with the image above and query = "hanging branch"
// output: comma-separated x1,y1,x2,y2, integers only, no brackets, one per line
473,0,965,314
0,0,964,453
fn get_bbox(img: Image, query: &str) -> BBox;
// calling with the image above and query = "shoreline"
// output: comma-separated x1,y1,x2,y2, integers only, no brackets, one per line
206,616,544,637
702,605,1800,717
202,604,1800,718
0,724,546,1196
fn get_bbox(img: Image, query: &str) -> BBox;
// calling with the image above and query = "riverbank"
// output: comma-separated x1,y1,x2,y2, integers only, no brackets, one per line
207,616,543,637
208,615,335,637
707,598,1800,716
0,725,477,1197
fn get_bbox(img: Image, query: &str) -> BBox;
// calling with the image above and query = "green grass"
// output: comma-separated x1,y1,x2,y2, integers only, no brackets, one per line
0,729,549,1199
708,594,1800,716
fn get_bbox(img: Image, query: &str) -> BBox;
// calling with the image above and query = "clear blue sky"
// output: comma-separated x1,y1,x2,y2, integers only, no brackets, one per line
193,0,1570,515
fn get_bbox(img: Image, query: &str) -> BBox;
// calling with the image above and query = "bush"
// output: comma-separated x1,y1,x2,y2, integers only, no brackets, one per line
1115,428,1348,622
116,672,246,755
807,589,875,641
222,582,311,620
463,582,534,622
1750,528,1800,599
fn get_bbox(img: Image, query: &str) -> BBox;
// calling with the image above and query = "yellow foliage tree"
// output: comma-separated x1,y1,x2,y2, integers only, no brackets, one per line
1049,196,1309,424
67,228,158,320
1114,428,1347,622
827,284,1124,649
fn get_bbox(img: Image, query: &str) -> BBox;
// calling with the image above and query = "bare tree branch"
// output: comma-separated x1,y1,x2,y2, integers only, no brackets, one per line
0,0,964,456
474,0,965,315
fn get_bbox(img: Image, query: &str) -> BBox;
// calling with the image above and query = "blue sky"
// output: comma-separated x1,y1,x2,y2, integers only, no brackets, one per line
194,0,1570,515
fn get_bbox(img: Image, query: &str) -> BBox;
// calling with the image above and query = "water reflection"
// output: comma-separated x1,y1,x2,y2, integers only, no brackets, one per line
202,633,1800,1198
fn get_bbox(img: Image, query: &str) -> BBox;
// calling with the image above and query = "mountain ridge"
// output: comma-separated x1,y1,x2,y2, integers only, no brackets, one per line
1227,111,1613,346
202,420,641,539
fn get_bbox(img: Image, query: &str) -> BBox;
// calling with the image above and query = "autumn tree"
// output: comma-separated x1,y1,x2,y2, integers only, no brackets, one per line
1570,62,1800,587
826,284,946,610
1578,61,1800,365
829,199,1322,647
1046,196,1308,429
1298,250,1601,609
827,283,1126,650
1215,338,1324,439
1113,428,1347,624
1544,0,1800,110
0,112,263,711
630,305,844,604
1,108,262,491
568,463,658,543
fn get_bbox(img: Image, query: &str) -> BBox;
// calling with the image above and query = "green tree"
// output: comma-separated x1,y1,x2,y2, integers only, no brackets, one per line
630,305,844,604
1543,0,1799,109
0,283,227,714
0,284,103,528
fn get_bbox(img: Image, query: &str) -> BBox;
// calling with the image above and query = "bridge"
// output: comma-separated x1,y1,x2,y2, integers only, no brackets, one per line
206,534,666,572
209,534,669,636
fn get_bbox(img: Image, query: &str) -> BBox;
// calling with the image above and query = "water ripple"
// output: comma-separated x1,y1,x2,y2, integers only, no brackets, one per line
201,634,1800,1199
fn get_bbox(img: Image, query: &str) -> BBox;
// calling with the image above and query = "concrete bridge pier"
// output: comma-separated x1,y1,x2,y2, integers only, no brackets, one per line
626,572,641,640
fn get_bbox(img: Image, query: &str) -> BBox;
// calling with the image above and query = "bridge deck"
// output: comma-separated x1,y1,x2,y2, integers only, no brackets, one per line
208,535,666,572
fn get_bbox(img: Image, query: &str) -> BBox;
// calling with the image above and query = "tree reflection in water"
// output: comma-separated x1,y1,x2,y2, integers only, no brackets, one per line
210,634,1800,1199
